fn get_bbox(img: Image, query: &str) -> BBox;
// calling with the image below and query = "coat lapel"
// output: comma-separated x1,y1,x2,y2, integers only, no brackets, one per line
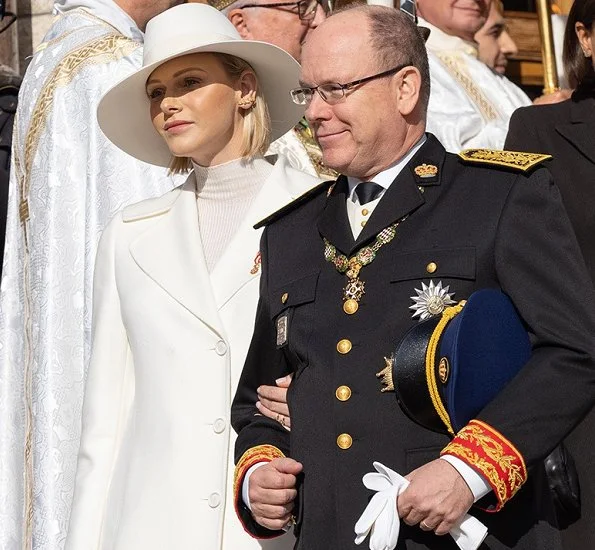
556,96,595,165
210,159,321,309
318,135,446,256
129,176,223,338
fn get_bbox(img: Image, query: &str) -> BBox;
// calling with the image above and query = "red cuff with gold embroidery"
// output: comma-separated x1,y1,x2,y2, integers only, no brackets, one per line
441,419,527,511
233,445,286,538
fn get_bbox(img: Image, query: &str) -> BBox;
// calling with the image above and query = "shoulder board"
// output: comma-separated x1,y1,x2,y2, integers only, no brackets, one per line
254,180,335,229
458,149,552,172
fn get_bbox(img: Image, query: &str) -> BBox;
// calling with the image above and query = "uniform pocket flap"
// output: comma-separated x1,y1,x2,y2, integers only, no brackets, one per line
270,271,320,319
390,247,476,282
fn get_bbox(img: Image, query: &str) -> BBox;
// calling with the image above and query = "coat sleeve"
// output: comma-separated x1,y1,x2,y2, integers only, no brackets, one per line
442,167,595,510
65,213,134,550
231,227,293,539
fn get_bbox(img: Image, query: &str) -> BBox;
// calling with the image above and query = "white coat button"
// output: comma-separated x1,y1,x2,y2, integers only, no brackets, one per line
215,341,227,356
213,418,226,434
208,492,221,508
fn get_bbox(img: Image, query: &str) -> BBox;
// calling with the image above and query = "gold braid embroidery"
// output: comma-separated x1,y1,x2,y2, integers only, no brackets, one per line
23,33,139,198
442,420,527,509
293,120,337,179
436,53,499,122
18,31,139,550
425,302,466,435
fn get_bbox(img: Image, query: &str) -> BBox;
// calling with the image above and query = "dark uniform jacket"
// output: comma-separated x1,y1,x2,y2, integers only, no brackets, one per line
232,134,595,550
506,94,595,550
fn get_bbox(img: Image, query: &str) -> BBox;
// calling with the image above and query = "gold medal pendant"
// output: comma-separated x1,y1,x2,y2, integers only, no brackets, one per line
343,299,359,315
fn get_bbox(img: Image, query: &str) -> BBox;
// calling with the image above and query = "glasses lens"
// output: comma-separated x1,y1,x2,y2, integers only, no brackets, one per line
290,88,310,105
318,84,344,104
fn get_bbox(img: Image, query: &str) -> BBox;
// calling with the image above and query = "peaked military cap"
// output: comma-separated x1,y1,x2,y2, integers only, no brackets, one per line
388,289,531,435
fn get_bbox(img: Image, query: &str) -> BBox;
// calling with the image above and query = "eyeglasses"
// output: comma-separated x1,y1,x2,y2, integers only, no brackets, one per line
239,0,320,21
290,63,411,106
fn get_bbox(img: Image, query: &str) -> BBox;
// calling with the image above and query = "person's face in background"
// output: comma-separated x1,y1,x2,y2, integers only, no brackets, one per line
417,0,490,42
228,0,326,61
146,52,257,166
475,0,518,74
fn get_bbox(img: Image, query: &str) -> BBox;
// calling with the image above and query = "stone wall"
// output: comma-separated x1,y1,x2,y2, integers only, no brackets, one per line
0,0,54,74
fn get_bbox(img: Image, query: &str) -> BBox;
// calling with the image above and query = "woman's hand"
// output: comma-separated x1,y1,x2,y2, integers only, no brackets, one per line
256,374,292,430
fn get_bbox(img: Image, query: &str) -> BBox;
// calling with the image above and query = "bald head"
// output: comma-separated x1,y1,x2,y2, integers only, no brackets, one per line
300,6,428,179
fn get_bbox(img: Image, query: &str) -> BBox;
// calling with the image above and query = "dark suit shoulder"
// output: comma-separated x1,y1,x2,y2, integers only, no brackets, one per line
511,99,573,128
457,149,551,175
254,179,335,229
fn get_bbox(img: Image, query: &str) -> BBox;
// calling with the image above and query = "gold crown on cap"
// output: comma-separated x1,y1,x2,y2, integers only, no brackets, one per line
414,163,438,178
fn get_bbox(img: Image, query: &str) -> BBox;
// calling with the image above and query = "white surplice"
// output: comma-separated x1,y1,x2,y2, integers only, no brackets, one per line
0,3,177,549
422,19,531,153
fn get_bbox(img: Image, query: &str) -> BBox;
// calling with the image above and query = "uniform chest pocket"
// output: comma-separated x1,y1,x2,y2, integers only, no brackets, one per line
269,271,320,364
390,247,476,282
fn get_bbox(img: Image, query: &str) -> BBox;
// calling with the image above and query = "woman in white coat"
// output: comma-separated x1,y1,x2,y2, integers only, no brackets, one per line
65,4,319,549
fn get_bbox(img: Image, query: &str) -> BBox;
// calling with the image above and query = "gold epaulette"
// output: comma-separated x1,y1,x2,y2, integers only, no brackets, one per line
254,180,335,229
441,419,527,511
458,149,552,172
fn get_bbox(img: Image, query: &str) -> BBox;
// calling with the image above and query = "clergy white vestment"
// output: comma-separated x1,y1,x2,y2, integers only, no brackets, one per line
422,19,531,153
0,3,177,548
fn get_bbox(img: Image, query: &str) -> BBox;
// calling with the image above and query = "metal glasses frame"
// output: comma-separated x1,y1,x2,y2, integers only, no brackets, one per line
290,62,411,105
239,0,320,20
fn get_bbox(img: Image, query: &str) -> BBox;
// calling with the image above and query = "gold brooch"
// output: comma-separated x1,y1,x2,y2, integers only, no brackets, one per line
250,251,261,275
414,163,438,179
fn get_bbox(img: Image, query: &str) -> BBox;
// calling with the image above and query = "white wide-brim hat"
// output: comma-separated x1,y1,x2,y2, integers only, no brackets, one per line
97,3,304,167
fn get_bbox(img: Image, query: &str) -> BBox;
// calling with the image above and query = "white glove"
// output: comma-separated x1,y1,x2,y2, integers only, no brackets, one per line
354,462,488,550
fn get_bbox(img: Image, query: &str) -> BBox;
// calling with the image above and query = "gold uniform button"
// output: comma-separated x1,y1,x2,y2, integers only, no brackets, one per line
361,208,369,216
337,339,352,354
336,385,352,401
360,220,367,228
343,299,359,315
426,262,437,274
281,292,288,304
337,433,353,449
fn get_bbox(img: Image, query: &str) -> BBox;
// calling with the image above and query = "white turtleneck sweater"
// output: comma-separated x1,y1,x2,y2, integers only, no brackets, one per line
192,157,273,272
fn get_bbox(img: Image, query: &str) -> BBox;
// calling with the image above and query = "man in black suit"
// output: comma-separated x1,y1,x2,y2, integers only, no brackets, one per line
232,6,595,549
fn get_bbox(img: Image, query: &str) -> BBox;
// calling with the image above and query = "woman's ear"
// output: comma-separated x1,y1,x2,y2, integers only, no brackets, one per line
576,22,593,58
237,70,258,109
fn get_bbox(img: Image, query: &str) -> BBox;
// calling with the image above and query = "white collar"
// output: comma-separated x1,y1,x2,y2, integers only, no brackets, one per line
53,0,143,42
420,18,478,58
346,134,427,199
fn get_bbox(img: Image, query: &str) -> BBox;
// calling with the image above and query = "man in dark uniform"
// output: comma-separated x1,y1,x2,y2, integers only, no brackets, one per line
231,6,595,549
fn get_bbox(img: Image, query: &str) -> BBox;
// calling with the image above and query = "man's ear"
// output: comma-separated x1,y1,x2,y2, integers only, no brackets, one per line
396,66,422,117
228,8,252,39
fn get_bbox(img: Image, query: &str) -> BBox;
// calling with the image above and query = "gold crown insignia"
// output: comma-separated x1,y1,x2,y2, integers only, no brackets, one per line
376,356,395,392
414,163,438,178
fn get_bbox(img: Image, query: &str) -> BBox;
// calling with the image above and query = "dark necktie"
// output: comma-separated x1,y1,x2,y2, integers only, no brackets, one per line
354,182,384,205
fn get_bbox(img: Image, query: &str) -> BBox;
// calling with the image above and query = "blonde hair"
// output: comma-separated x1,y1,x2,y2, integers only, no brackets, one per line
169,53,271,174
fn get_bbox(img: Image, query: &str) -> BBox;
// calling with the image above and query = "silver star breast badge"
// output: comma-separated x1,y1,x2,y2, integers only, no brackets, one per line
409,280,455,320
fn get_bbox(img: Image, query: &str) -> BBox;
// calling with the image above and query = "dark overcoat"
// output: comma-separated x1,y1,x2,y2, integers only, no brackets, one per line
232,134,595,550
506,95,595,550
